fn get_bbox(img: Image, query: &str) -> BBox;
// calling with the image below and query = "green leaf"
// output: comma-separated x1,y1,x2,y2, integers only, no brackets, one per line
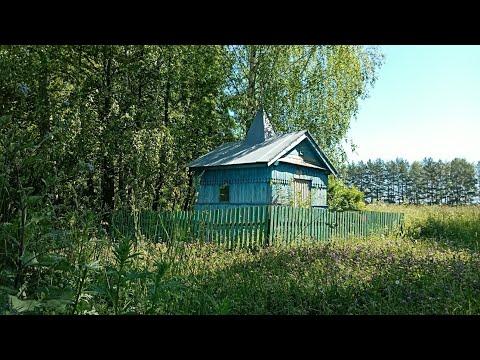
0,286,17,295
124,270,152,281
22,155,39,168
18,187,34,193
38,288,76,313
160,279,183,290
54,260,73,272
37,254,73,272
29,213,47,225
85,260,101,271
8,295,41,313
27,195,43,206
41,299,72,312
21,251,39,267
37,254,66,266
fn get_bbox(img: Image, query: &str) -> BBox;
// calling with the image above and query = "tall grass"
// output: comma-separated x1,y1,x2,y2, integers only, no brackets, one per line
161,237,480,314
0,207,191,315
146,204,480,314
3,204,480,314
367,204,480,250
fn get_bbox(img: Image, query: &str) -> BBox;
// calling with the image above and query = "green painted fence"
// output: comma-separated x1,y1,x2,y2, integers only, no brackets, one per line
112,206,404,249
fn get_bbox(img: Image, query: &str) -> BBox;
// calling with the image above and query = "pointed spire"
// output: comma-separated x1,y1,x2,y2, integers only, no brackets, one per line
244,107,276,145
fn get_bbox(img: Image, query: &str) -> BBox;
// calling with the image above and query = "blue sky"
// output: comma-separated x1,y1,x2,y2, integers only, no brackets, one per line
344,45,480,164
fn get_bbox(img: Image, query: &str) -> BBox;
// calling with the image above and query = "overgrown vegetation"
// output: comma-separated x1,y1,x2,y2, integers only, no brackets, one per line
2,204,480,314
327,176,366,211
0,45,384,312
163,236,480,315
367,203,480,251
0,207,193,315
3,45,480,315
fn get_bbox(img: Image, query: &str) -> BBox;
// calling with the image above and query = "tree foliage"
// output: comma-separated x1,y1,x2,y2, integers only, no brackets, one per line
0,45,383,217
227,45,383,164
0,45,234,216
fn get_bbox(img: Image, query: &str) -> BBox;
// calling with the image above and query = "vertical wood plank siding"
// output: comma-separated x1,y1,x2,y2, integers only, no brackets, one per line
194,162,329,210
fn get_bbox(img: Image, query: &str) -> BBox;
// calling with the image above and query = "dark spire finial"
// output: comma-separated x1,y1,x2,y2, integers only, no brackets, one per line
244,107,276,145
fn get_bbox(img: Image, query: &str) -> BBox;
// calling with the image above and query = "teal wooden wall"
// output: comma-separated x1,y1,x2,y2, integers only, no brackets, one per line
192,139,329,210
270,162,328,207
194,165,271,210
193,164,327,210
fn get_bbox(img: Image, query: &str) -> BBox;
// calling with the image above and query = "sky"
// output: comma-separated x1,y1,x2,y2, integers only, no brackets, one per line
344,45,480,164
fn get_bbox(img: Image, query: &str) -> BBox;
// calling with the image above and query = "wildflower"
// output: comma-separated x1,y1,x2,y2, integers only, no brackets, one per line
63,100,70,106
331,252,341,261
395,280,400,285
86,163,94,173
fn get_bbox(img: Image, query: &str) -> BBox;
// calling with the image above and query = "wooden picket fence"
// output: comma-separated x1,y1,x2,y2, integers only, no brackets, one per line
111,206,404,249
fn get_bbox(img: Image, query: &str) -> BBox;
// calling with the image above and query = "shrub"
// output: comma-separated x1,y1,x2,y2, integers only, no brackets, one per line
327,176,366,211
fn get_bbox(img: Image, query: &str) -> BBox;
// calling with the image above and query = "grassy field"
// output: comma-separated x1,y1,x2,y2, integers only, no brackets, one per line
367,203,480,251
3,205,480,315
134,204,480,314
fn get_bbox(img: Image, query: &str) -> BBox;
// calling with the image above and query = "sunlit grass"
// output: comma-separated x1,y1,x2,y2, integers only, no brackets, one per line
5,204,480,315
142,204,480,314
55,204,480,314
367,204,480,251
156,235,480,314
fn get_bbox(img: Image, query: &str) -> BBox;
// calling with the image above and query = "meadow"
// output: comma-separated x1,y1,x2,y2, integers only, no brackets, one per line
2,205,480,315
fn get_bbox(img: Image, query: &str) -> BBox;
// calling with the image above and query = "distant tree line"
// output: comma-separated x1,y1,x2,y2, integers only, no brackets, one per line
344,158,480,205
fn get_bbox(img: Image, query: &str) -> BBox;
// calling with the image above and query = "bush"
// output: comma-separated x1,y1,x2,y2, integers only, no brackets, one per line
327,176,366,211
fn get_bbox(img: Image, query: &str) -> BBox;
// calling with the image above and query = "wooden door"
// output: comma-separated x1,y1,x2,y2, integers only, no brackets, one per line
293,179,311,208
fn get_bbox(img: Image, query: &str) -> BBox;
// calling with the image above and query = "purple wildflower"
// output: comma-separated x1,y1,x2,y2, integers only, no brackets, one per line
331,252,341,261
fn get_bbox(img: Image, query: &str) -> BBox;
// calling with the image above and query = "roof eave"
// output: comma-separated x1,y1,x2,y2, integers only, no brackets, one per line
304,131,339,177
266,131,307,166
187,162,269,170
266,130,338,177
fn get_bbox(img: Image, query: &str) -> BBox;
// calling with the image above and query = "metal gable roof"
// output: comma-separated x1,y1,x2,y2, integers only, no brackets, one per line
186,130,307,168
186,108,338,176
